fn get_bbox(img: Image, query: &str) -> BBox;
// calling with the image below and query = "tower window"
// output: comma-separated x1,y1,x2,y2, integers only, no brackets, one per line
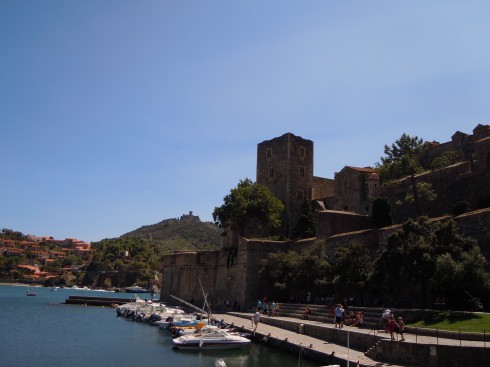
299,147,306,158
297,189,305,199
299,166,305,177
266,148,272,158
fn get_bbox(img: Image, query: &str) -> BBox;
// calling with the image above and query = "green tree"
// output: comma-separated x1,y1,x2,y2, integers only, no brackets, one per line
213,178,285,235
1,228,27,240
293,241,331,295
375,133,425,183
259,242,331,301
62,254,83,267
2,256,22,271
431,150,462,170
291,199,317,240
333,242,373,305
259,250,299,292
403,181,437,215
371,217,490,309
45,259,62,273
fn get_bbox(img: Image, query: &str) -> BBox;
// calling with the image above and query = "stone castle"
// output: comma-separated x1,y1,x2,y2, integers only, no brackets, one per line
160,125,490,308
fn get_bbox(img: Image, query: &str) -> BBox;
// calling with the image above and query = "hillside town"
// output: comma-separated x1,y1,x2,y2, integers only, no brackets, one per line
0,232,94,283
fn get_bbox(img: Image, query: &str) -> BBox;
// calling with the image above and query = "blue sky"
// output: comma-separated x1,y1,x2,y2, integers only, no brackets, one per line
2,1,490,242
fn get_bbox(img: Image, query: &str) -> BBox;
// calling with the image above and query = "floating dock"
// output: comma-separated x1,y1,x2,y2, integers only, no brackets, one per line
65,295,135,307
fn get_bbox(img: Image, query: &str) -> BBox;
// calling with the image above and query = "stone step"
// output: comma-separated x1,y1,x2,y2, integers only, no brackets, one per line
251,303,419,331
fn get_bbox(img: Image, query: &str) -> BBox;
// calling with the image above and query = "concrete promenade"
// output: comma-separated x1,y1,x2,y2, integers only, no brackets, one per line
214,312,489,367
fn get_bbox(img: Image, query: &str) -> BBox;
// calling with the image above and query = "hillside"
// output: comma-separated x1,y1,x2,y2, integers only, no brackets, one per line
77,215,223,289
120,215,223,255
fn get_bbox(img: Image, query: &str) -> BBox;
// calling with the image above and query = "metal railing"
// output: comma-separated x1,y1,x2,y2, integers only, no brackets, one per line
409,327,488,347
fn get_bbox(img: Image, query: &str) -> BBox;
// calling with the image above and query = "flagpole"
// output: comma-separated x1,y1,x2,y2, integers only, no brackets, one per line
347,330,350,367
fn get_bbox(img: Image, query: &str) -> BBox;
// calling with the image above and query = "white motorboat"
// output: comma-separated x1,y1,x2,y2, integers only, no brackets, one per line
26,287,37,296
116,297,187,325
158,314,199,329
172,325,251,350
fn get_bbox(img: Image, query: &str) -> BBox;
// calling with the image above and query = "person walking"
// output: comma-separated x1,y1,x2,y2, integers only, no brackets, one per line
252,311,260,331
387,315,397,341
397,317,405,341
270,301,276,316
263,301,269,316
334,304,344,328
380,309,391,332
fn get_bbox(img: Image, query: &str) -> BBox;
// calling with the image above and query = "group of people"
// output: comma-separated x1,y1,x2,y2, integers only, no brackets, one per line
252,297,280,331
256,298,279,317
331,304,364,328
252,297,405,342
346,310,365,327
380,309,405,341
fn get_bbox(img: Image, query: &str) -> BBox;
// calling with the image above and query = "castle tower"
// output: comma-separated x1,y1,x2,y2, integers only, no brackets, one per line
256,133,314,237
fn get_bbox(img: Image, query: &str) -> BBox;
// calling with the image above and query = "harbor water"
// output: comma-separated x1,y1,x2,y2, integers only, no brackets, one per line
0,285,315,367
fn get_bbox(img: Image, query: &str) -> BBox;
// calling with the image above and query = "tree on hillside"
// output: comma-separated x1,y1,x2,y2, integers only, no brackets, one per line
397,181,437,216
212,178,285,236
375,133,425,183
259,250,300,300
259,241,331,301
333,242,373,305
431,150,463,170
1,228,26,240
291,199,317,240
370,216,490,310
293,241,331,296
0,256,22,271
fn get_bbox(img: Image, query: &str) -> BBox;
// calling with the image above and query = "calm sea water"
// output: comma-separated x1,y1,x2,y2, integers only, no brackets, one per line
0,285,314,367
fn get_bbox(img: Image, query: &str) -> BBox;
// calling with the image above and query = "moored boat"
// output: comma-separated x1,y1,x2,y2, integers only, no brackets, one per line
26,287,37,296
116,297,187,325
172,325,251,350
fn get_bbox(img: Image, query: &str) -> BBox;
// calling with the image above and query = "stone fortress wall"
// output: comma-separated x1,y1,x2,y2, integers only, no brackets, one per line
160,125,490,308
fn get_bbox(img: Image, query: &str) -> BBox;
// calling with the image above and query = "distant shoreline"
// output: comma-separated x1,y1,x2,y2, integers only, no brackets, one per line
0,282,40,287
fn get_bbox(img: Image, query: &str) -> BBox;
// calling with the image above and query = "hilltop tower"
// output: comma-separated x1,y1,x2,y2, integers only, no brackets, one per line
256,133,314,237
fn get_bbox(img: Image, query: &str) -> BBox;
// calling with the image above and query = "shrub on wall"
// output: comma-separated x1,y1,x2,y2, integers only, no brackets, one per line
451,200,471,216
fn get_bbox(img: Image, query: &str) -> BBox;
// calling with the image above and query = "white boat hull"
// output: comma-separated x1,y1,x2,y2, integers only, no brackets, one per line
172,326,251,350
173,339,250,350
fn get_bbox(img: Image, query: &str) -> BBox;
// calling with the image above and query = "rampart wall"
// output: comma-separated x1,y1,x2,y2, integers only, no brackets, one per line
312,176,335,200
316,210,373,238
378,161,490,222
160,238,316,309
161,209,490,309
320,208,490,263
